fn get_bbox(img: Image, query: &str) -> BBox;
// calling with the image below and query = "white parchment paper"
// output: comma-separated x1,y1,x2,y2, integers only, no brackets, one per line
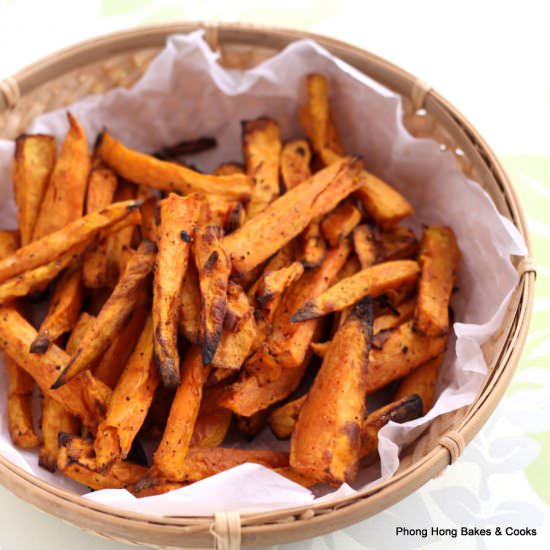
0,30,527,515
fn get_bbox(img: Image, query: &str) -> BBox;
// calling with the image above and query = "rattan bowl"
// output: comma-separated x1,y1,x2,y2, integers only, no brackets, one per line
0,22,535,549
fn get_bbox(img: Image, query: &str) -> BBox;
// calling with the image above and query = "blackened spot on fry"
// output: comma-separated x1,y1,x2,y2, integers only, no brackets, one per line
204,251,219,271
341,421,361,448
389,394,423,423
295,146,306,156
401,346,409,354
155,204,161,226
180,230,192,243
94,131,105,151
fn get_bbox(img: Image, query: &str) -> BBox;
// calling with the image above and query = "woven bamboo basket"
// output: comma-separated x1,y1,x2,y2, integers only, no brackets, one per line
0,22,536,550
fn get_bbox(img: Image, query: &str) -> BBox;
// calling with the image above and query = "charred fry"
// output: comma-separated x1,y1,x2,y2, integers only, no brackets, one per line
12,135,56,246
223,157,362,273
97,132,251,201
154,193,200,387
53,240,156,388
290,297,374,484
243,117,282,217
291,259,420,322
415,226,460,336
33,113,91,240
195,225,231,365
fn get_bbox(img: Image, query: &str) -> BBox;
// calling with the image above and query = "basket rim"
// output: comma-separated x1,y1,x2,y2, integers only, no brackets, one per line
0,20,536,545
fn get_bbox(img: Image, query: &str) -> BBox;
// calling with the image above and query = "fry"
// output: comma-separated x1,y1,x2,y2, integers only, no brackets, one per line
377,225,418,261
415,226,460,336
131,482,186,498
53,239,156,388
4,355,39,449
243,117,282,217
82,165,118,288
360,394,424,457
373,296,416,335
303,74,330,154
394,353,445,414
280,139,312,191
250,239,351,371
0,199,142,284
39,397,80,472
211,282,256,370
191,385,233,447
291,259,420,322
321,200,362,247
268,395,307,439
95,315,159,470
93,296,149,388
12,134,56,246
353,224,377,269
290,297,374,484
0,242,88,305
58,436,146,490
179,257,201,344
195,225,231,365
33,113,91,239
299,219,326,269
223,157,362,273
157,447,289,484
367,320,447,393
154,193,200,387
31,263,84,353
226,202,246,234
0,305,111,428
140,196,158,242
213,162,244,176
97,132,251,201
152,346,211,480
255,261,304,320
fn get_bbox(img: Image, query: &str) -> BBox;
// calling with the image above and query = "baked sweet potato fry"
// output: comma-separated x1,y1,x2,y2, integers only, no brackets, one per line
415,226,460,336
243,117,282,217
226,202,246,234
299,219,327,269
360,394,424,457
33,113,91,240
95,315,159,470
223,156,362,273
213,162,245,176
0,242,88,305
58,435,146,490
31,263,84,353
190,385,233,448
372,296,416,335
0,199,142,284
82,165,118,288
354,170,414,230
377,225,418,261
152,346,211,480
249,239,351,371
290,297,374,484
211,282,256,370
157,447,289,484
97,132,251,200
52,239,156,388
179,257,201,344
291,259,420,322
321,200,362,247
195,225,231,365
353,224,377,269
0,306,111,428
153,193,200,388
93,296,149,388
280,139,312,191
4,355,39,449
394,353,445,414
268,395,307,440
12,134,57,246
235,409,269,440
367,320,447,393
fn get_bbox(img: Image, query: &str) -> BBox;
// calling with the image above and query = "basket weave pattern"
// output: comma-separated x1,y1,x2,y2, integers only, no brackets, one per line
0,23,535,549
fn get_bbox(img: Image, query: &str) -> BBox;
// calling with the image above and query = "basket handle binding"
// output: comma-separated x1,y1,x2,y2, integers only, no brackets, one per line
0,76,20,110
210,511,242,550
